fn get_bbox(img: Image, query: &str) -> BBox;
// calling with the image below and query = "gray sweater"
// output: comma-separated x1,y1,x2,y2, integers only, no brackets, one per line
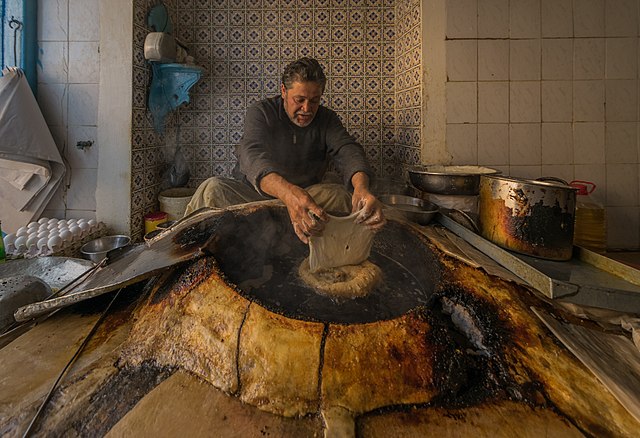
233,95,371,195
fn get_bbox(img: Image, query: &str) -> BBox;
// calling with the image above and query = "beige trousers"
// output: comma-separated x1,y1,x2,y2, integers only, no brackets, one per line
184,177,352,216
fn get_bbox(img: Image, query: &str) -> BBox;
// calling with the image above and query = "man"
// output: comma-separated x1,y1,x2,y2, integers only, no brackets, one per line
185,57,385,243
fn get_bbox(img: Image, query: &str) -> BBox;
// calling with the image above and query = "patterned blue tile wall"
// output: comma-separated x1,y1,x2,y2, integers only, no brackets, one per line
130,0,422,240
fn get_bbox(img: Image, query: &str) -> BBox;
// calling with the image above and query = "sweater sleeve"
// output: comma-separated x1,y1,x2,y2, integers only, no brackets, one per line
235,104,281,195
324,111,372,189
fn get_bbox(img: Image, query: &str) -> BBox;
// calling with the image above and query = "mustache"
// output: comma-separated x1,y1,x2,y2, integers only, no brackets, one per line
295,111,313,116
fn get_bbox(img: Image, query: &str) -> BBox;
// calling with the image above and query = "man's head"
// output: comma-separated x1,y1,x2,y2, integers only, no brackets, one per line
281,57,326,127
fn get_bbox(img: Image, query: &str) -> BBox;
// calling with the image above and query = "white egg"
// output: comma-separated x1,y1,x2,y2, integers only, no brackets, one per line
47,223,58,231
69,225,82,237
37,237,49,250
37,217,49,224
47,235,62,251
59,229,72,242
37,230,49,239
47,218,58,225
14,235,28,252
67,218,77,226
3,233,16,247
26,235,39,249
57,221,68,229
38,223,49,232
27,222,39,230
16,226,28,237
78,222,90,233
87,219,96,226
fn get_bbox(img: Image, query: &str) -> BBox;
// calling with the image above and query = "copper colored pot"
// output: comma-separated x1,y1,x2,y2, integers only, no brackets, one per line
478,175,577,261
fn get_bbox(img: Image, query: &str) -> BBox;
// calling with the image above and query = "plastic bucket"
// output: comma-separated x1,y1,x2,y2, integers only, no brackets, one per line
158,187,196,221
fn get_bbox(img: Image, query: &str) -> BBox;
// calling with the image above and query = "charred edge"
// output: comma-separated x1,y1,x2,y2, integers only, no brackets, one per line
67,281,145,317
425,306,479,407
434,285,511,360
173,213,228,248
34,361,175,436
83,288,145,353
149,257,218,306
234,301,252,397
316,324,330,409
423,286,517,408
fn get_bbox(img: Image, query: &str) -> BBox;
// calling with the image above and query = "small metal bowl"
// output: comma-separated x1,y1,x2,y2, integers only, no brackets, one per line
408,165,501,195
81,235,131,263
379,194,439,225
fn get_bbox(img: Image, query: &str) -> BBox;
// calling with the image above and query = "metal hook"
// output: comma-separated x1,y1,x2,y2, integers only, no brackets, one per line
8,17,23,65
8,16,23,30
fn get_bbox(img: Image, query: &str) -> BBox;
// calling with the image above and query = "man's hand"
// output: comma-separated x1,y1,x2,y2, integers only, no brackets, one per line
351,172,386,231
260,172,328,243
284,185,328,243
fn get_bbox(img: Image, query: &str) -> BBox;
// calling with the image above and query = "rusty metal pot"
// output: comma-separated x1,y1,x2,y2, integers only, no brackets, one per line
478,175,577,261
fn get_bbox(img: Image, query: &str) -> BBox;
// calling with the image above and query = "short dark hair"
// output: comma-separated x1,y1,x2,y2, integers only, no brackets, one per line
281,57,327,91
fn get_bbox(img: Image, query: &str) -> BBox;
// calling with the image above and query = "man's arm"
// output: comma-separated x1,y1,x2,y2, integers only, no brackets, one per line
260,172,328,244
236,104,281,194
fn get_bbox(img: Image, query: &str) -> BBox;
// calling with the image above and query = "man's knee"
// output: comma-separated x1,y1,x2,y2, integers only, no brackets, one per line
307,183,351,213
185,177,234,214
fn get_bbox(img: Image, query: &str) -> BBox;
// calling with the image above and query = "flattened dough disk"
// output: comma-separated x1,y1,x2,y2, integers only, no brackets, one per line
298,258,382,298
308,211,374,272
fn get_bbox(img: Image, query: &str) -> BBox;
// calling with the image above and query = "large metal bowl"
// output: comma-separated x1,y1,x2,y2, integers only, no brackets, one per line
379,194,439,225
408,165,501,195
81,235,131,263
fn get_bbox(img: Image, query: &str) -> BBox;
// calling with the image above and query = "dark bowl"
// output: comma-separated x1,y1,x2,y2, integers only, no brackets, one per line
408,165,501,195
379,194,439,225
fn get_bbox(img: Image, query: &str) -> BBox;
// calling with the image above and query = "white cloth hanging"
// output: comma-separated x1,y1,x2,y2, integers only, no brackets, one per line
0,67,66,233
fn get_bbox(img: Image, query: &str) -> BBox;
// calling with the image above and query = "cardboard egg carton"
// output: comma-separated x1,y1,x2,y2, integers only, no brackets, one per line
4,219,108,259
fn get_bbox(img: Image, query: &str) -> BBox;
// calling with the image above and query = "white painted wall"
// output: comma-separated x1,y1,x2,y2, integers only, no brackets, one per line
96,0,132,234
424,0,640,250
38,0,100,221
37,0,131,234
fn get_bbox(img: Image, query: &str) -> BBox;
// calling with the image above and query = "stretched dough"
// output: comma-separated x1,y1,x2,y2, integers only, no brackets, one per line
308,211,374,272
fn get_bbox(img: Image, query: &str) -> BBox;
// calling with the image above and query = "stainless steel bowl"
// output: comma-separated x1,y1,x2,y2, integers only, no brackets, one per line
81,235,131,263
379,194,439,225
408,165,501,195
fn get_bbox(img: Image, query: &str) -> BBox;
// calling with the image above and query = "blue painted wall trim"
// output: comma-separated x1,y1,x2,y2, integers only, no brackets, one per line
22,0,36,94
0,0,36,94
0,0,6,69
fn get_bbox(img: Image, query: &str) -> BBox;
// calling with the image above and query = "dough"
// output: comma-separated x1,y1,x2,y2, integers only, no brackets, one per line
308,210,373,272
298,257,382,299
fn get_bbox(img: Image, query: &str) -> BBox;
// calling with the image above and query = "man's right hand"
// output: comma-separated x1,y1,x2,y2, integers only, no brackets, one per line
259,173,328,244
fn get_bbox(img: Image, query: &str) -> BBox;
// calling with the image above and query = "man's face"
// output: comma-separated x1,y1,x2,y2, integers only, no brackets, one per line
281,81,323,127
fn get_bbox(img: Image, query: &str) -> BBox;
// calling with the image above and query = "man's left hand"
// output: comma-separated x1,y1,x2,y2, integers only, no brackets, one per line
352,189,386,231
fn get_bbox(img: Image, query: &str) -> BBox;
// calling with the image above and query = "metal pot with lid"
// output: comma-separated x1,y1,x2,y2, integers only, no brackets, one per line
478,175,577,261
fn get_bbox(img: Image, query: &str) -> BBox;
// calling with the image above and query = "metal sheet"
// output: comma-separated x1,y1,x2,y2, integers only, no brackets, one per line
532,307,640,423
0,257,94,291
438,214,640,313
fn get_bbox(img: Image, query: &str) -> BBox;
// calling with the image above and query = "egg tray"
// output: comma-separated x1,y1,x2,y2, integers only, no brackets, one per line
4,224,109,260
51,225,109,258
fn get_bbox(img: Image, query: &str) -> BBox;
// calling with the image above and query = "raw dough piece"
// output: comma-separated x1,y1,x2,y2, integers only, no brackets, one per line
308,210,373,272
298,257,382,298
